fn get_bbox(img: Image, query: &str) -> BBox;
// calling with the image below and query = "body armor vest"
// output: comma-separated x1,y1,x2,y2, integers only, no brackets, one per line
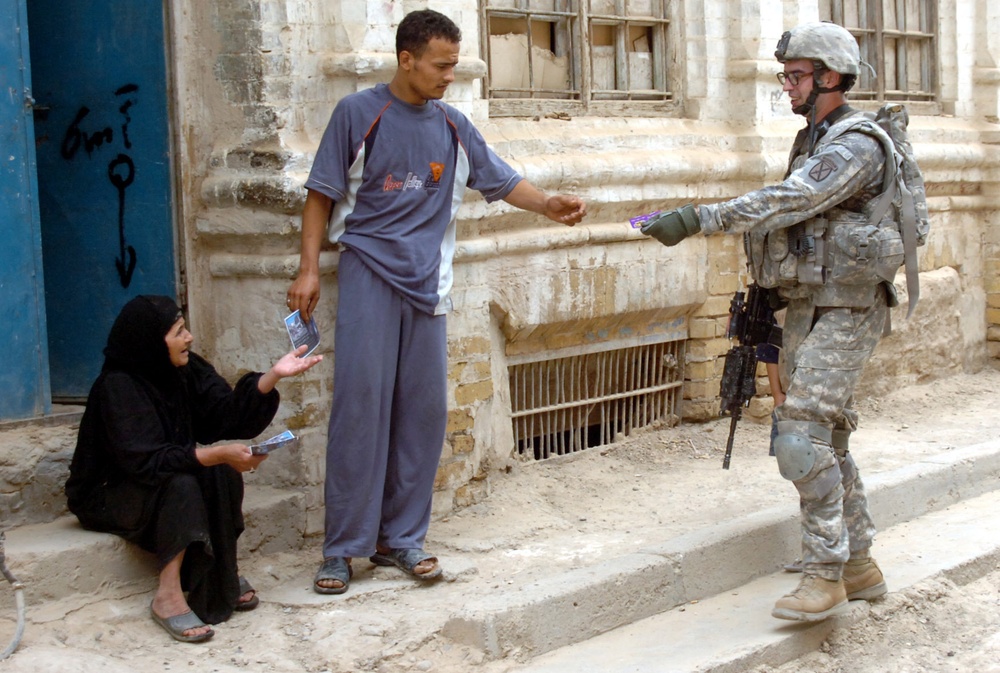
747,111,912,309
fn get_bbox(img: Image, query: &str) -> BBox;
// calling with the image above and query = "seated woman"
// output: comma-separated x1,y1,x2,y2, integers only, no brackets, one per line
65,295,321,643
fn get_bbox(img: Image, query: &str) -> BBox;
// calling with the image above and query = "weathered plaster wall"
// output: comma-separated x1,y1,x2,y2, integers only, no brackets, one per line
167,0,1000,545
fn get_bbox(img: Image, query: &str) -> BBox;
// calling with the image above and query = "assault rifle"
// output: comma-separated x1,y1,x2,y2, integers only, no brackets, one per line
720,283,780,469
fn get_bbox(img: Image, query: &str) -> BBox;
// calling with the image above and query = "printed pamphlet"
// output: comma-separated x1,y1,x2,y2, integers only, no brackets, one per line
284,310,320,357
250,430,298,455
629,210,661,228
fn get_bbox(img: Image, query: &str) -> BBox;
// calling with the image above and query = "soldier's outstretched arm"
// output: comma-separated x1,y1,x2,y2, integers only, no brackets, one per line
640,204,702,246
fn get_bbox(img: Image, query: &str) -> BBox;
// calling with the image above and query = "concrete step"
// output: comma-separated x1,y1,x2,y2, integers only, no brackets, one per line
440,440,1000,660
0,414,78,530
0,485,305,607
0,439,995,672
507,486,1000,672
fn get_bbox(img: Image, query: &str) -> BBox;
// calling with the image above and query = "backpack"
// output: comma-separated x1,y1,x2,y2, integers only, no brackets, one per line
869,104,930,245
850,104,930,316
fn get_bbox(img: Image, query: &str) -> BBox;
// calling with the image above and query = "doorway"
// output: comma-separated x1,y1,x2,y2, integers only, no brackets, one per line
27,0,179,401
0,0,49,420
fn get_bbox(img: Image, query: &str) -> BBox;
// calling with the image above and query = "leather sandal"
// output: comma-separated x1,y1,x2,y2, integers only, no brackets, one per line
150,603,214,643
234,575,259,611
314,556,352,594
370,548,442,580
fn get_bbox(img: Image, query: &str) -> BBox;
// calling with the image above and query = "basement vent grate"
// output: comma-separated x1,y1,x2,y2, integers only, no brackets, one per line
509,339,685,460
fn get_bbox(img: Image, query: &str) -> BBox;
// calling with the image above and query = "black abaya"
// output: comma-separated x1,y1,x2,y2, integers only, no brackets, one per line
65,296,280,624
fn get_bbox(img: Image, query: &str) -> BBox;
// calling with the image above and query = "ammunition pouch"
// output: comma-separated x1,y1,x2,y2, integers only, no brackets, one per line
746,228,796,289
747,212,904,294
827,215,904,286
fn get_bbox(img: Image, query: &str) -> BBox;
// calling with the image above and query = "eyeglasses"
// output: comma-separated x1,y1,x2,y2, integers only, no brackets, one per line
776,70,814,86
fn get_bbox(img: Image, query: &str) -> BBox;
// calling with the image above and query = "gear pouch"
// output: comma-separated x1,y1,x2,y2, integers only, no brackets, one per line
748,228,798,289
828,218,904,285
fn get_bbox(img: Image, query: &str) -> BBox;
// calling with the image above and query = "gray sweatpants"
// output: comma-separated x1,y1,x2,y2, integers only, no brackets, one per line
322,249,447,559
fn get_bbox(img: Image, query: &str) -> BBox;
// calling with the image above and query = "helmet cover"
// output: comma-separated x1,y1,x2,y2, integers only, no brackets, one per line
775,21,860,76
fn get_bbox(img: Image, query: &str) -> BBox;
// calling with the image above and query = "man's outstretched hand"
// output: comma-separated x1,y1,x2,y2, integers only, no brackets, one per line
544,194,587,226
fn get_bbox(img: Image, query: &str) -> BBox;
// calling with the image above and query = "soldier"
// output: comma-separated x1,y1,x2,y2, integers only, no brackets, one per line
642,22,896,621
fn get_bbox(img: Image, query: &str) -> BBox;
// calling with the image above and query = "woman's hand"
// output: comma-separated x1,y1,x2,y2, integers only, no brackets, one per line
196,443,267,472
273,346,323,377
257,346,324,393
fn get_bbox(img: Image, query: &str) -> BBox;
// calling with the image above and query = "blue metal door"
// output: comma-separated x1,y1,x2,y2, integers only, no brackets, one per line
0,0,51,419
28,0,176,399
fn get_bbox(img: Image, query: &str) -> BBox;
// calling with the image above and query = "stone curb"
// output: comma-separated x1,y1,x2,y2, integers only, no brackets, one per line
441,440,1000,660
512,486,1000,672
0,486,305,606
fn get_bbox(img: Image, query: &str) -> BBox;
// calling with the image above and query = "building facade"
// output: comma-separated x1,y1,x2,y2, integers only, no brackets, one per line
2,0,998,537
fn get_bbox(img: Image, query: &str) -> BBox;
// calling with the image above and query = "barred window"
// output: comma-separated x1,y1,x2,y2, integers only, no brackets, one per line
821,0,937,102
480,0,676,116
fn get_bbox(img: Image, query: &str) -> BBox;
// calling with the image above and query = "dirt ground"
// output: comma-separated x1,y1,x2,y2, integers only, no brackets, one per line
750,570,1000,673
2,367,1000,673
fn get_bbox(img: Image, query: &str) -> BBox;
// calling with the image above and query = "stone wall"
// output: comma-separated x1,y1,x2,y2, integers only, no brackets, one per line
166,0,1000,543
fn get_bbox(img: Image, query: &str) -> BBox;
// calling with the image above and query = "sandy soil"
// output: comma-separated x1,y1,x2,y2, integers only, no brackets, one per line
750,571,1000,673
1,367,999,673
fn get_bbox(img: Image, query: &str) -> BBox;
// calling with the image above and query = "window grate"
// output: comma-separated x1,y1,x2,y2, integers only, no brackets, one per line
509,339,684,460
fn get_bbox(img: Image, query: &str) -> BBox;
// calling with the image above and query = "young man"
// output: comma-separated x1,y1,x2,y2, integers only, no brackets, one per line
642,22,898,621
287,9,586,594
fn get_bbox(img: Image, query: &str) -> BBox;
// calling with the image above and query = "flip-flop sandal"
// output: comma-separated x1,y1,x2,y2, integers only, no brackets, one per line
370,548,442,580
234,576,259,611
150,603,214,643
314,556,352,594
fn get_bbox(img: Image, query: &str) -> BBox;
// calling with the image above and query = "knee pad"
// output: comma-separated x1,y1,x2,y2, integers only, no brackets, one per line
796,459,844,502
773,432,818,481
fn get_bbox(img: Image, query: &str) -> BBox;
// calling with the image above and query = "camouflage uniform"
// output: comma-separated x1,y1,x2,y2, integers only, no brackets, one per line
698,108,887,581
639,19,897,619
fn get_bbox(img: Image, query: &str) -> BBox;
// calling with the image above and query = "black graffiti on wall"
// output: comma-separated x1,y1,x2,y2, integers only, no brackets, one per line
108,154,136,286
60,84,140,288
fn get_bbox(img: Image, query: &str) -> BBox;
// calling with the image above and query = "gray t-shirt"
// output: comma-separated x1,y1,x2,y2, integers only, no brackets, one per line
306,83,522,314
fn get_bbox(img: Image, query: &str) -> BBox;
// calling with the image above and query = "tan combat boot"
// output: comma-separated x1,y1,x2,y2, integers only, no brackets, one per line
843,556,887,600
772,574,848,622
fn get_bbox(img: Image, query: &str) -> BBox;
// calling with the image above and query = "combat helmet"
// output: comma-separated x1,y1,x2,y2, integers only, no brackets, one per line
775,21,860,76
775,21,865,117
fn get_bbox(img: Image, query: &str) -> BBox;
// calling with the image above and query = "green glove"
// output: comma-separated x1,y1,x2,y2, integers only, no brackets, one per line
640,204,701,247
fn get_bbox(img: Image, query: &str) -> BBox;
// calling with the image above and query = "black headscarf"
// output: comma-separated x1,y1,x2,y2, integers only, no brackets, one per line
103,295,184,387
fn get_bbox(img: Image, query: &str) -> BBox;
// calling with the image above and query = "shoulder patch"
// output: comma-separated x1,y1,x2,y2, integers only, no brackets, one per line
808,155,840,183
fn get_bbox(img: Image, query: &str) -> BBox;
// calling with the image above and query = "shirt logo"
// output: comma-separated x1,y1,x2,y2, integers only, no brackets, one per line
382,172,425,191
424,162,445,193
402,173,424,191
808,156,839,183
381,164,447,193
383,174,403,191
